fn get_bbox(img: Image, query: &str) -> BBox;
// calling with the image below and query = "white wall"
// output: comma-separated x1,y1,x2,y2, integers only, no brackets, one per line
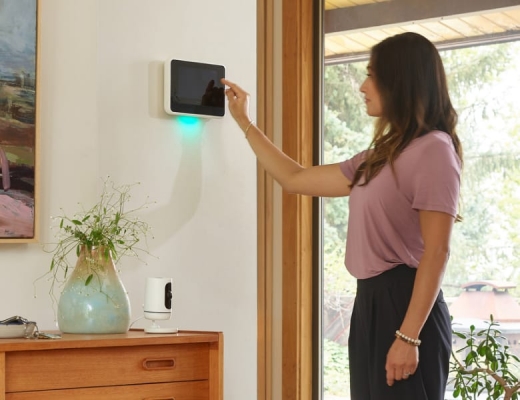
0,1,257,398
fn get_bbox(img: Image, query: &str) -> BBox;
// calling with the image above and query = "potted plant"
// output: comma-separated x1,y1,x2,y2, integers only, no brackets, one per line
44,177,154,334
450,315,520,400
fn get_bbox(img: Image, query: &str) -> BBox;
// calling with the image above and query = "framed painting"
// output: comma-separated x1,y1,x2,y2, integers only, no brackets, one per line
0,0,39,242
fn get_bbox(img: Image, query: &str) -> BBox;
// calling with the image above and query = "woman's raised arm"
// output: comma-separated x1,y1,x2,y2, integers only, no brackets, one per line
222,78,352,197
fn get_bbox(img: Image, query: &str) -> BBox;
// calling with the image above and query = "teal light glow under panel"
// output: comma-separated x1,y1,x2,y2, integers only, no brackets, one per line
177,115,204,136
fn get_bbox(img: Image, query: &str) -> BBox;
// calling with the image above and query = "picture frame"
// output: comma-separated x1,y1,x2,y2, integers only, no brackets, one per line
0,0,39,243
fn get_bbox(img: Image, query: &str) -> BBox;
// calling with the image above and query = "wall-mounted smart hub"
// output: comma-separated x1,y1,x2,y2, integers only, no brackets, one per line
164,59,225,118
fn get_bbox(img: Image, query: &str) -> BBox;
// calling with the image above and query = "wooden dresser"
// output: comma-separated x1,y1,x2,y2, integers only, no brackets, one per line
0,330,223,400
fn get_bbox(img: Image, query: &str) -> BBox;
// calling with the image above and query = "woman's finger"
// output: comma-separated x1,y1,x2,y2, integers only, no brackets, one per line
224,88,236,101
221,78,248,98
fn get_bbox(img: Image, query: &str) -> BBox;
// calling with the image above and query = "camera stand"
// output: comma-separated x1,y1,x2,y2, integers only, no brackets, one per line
144,320,178,334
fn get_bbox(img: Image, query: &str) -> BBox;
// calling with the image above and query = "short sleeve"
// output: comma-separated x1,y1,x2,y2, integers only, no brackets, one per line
411,138,461,217
339,150,369,181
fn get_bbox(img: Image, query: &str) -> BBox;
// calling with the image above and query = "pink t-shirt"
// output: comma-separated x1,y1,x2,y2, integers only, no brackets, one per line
339,130,461,279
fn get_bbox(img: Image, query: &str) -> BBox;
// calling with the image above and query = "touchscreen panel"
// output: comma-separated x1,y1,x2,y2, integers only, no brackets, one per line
167,59,225,117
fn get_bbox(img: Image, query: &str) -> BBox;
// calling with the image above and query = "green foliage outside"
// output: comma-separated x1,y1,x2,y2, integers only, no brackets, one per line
451,316,520,399
323,338,351,396
322,41,520,399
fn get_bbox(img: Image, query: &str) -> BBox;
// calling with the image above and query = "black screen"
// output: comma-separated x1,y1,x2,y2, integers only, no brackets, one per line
170,60,225,117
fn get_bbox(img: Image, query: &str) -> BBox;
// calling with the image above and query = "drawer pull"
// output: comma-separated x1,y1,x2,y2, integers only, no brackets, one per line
142,357,176,370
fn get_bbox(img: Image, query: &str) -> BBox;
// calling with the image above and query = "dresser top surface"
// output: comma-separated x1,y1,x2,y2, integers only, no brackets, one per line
0,329,222,352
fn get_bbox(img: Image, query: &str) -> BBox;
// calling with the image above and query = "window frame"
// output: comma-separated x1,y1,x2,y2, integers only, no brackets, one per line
259,2,520,400
257,1,316,400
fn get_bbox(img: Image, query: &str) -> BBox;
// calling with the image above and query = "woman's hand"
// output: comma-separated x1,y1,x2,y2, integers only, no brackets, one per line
385,338,419,386
219,78,352,197
221,78,252,131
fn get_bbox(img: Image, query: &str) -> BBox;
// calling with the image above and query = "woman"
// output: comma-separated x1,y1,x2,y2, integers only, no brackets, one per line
223,31,462,400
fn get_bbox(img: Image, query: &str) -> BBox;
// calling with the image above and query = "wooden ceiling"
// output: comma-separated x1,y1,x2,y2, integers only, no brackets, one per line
323,0,520,63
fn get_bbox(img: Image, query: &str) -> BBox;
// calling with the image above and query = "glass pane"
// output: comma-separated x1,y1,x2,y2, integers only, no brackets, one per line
320,40,520,400
321,60,371,400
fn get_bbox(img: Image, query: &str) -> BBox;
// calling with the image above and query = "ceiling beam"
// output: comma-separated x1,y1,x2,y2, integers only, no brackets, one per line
324,0,520,34
324,29,520,64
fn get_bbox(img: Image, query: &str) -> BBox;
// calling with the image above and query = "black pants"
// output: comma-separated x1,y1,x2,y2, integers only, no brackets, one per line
348,264,451,400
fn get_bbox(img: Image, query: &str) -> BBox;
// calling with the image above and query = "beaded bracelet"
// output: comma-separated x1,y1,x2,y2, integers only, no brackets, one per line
395,330,421,346
244,120,255,138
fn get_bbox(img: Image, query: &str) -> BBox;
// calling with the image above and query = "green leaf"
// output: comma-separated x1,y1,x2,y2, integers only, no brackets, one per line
466,350,477,364
85,274,93,286
454,331,467,339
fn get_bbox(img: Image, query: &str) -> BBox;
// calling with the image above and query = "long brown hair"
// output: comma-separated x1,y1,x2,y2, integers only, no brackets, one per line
351,32,463,190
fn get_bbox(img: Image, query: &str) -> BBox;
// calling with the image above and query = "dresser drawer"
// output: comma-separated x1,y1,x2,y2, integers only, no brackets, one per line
6,380,209,400
6,343,210,392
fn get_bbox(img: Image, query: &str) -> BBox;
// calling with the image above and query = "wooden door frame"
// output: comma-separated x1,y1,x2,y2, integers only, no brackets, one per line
257,0,315,400
257,1,274,399
281,1,315,400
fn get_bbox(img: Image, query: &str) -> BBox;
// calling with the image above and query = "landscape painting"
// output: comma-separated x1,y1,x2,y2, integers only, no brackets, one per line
0,0,38,241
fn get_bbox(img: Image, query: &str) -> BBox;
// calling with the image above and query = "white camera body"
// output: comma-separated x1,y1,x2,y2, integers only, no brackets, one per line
143,277,177,334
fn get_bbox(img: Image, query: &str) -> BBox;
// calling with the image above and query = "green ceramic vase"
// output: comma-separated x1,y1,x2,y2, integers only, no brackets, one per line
57,246,131,334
